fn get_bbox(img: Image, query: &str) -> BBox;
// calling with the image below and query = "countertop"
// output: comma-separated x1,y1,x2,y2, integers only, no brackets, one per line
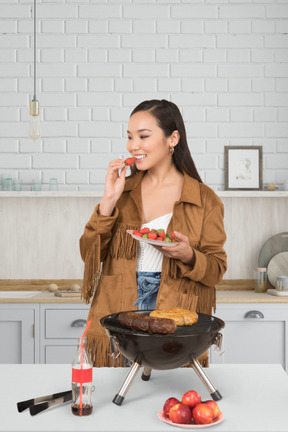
2,364,288,432
1,279,288,303
216,289,288,303
0,291,87,304
0,290,287,304
0,279,86,304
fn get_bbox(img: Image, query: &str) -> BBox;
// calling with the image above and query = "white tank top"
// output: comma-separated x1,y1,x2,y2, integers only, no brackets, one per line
136,212,173,272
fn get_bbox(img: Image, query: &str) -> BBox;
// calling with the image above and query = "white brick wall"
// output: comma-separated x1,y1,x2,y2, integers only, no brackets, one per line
1,0,288,191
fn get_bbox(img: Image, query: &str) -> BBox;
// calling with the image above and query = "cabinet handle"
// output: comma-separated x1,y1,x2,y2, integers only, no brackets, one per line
71,319,87,327
244,310,264,319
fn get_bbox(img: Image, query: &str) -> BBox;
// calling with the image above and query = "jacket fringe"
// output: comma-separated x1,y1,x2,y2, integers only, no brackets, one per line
193,285,216,315
177,280,216,315
82,234,101,304
197,285,216,315
86,333,128,367
180,293,199,312
185,352,209,368
109,223,139,260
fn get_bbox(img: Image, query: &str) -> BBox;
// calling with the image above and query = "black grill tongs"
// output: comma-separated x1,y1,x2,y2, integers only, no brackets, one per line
17,390,72,416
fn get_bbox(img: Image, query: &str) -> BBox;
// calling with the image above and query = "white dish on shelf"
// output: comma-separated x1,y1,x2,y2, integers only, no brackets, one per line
267,251,288,287
267,289,288,297
258,232,288,268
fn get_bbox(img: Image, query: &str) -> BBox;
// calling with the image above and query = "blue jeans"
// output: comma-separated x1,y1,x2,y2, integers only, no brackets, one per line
134,271,161,311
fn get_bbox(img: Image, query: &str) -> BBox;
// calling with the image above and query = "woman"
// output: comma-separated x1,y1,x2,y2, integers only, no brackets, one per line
80,99,227,367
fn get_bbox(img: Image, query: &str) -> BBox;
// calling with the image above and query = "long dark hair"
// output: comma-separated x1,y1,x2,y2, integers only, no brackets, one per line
129,99,202,182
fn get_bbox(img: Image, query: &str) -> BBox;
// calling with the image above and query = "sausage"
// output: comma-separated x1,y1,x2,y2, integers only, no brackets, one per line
118,311,177,334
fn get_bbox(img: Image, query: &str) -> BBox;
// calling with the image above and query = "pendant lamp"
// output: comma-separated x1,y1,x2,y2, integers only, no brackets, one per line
29,0,41,141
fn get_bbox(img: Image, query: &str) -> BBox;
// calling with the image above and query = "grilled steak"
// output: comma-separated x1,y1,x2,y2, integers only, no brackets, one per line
118,311,177,334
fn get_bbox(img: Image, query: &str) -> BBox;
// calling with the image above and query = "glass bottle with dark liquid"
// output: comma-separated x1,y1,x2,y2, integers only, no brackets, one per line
71,336,93,416
71,403,92,416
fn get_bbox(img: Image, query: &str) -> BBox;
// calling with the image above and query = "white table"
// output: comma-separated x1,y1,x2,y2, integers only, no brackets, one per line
2,364,288,431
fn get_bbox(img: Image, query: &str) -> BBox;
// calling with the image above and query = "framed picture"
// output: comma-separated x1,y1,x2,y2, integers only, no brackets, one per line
225,146,263,190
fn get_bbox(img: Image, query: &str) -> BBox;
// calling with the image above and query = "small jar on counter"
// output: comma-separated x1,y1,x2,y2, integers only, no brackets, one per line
276,275,288,291
254,267,267,293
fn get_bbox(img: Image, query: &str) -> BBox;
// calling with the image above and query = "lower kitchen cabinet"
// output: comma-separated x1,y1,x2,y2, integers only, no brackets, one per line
39,303,90,364
210,303,288,371
2,300,288,370
0,304,39,364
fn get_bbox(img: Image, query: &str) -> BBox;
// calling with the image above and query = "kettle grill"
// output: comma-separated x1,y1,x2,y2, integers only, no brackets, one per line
100,310,225,406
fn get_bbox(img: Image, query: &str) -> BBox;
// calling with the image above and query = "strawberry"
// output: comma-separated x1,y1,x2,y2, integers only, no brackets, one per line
156,228,166,239
124,157,136,166
167,231,176,240
148,232,157,240
140,227,150,235
156,236,163,241
133,230,143,237
142,233,149,239
150,229,157,233
164,237,171,242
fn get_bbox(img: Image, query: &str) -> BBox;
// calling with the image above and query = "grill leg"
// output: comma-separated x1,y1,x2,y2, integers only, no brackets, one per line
141,367,152,381
113,361,141,406
191,358,222,401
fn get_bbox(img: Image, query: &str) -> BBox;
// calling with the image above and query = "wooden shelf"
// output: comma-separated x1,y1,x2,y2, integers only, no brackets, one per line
218,191,288,198
0,191,288,198
0,191,103,198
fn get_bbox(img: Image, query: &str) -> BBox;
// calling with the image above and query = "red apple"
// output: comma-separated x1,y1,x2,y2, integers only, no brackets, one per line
192,403,214,425
163,397,180,416
181,390,202,409
203,400,221,419
169,403,192,424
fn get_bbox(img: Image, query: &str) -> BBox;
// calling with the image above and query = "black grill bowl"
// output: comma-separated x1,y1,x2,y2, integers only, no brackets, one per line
100,311,225,370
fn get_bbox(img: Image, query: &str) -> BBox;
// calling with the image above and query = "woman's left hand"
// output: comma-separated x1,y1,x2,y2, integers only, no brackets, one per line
153,231,195,266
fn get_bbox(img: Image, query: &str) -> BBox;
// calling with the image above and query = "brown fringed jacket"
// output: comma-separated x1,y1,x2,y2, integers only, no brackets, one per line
79,171,227,367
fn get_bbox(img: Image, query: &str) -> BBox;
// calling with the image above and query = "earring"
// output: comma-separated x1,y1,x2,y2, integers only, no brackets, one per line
169,146,174,155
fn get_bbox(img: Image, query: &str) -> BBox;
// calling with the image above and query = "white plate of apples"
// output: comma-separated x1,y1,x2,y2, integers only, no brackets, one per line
158,390,224,429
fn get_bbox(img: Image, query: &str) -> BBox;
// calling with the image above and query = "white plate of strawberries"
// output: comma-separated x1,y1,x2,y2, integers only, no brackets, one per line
126,229,178,247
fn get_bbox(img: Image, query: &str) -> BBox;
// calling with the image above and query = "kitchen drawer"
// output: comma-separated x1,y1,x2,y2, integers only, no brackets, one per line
45,309,89,339
45,345,78,364
214,306,286,321
211,303,288,371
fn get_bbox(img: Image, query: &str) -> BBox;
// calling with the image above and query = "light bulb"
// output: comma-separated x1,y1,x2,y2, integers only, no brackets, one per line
29,115,41,141
29,99,41,141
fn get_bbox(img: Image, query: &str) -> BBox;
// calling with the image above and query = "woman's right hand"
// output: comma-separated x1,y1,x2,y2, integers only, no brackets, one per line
99,159,129,216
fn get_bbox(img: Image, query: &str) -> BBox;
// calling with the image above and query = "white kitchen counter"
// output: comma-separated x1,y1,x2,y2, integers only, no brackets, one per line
216,289,288,303
2,364,288,432
1,289,288,304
